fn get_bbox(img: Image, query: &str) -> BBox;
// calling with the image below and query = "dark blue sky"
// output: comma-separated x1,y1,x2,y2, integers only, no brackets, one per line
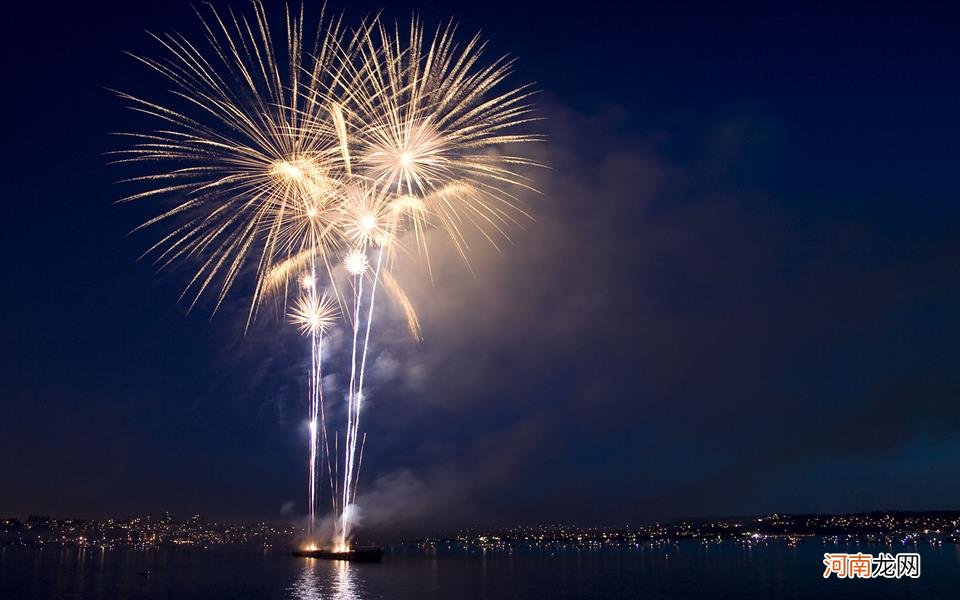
2,1,960,530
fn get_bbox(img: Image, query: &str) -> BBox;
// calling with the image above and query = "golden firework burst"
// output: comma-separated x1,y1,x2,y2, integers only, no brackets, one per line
111,2,350,320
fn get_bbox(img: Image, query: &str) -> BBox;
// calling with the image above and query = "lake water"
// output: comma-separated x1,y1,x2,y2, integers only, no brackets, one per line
1,542,957,599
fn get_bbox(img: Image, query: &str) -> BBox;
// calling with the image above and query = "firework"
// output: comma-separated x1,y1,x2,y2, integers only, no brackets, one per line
115,2,540,552
340,17,543,264
111,1,352,320
289,292,338,336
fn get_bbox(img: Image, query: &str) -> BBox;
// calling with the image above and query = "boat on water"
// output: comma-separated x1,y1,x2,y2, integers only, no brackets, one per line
291,546,384,562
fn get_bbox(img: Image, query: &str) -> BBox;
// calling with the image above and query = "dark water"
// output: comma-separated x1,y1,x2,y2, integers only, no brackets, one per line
1,542,957,599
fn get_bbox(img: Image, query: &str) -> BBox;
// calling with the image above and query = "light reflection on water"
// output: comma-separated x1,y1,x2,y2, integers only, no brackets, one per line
289,559,360,600
2,543,958,599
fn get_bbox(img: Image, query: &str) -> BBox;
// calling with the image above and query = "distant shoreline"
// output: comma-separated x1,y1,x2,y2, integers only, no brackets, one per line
3,510,959,550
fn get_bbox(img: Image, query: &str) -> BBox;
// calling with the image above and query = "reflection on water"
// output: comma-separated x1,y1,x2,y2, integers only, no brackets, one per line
289,559,360,600
290,562,320,600
3,543,958,599
333,561,360,600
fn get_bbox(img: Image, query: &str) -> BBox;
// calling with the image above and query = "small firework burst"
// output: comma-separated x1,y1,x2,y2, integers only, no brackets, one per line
289,293,339,336
342,249,369,276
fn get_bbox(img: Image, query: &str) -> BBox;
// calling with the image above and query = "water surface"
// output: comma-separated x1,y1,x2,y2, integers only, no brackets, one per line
1,542,957,599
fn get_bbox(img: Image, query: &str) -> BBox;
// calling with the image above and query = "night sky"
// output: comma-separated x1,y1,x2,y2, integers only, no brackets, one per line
3,1,960,531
